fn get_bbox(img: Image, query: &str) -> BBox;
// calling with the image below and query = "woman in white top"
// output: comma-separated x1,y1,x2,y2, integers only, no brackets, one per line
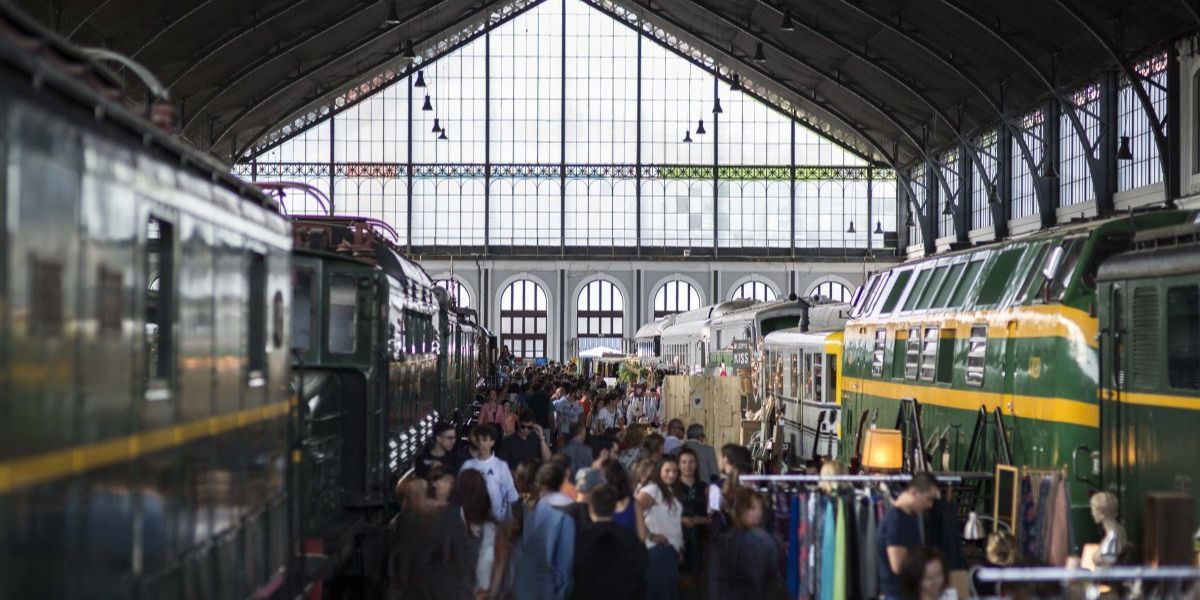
591,397,618,432
636,455,684,600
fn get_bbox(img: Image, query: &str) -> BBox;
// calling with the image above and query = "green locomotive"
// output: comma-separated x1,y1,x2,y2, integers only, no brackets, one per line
841,209,1196,554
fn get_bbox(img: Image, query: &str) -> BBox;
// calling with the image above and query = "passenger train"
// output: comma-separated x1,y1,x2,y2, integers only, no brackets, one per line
640,211,1200,552
0,9,490,599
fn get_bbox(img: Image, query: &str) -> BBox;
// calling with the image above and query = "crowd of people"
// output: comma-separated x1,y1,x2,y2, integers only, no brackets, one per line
390,356,996,600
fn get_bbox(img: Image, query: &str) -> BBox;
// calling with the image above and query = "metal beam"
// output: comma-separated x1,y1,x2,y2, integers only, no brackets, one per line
1049,0,1171,205
751,0,997,222
232,0,537,160
166,0,310,89
587,0,930,242
186,0,402,131
66,0,113,38
129,0,215,60
215,0,460,153
663,0,956,206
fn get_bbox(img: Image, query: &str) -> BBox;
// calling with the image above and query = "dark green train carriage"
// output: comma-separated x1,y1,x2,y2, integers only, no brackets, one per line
841,209,1192,551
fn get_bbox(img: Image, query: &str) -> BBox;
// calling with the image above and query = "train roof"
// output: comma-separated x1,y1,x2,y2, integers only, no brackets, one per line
0,3,280,215
635,314,677,339
292,216,433,291
763,327,842,347
707,297,807,327
1098,211,1200,282
660,318,712,341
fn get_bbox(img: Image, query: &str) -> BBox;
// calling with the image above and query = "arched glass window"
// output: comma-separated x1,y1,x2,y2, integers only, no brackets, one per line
434,279,471,309
811,281,854,303
577,280,624,351
500,280,548,360
731,280,777,302
653,280,701,319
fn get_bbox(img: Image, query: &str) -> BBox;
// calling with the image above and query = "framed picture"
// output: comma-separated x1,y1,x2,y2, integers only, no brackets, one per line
993,464,1020,533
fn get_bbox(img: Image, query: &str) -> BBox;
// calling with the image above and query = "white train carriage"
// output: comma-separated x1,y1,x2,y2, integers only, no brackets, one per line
762,325,847,467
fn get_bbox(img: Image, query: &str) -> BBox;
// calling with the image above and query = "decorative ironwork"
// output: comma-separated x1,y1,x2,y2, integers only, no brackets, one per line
491,164,562,178
565,164,639,178
641,164,715,180
334,163,408,178
243,162,331,178
411,164,488,178
247,0,545,158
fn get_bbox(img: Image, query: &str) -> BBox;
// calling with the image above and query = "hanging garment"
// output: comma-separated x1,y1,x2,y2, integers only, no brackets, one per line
1028,476,1052,561
818,497,836,600
1047,474,1071,566
804,492,817,599
860,495,879,600
832,496,847,600
843,495,862,600
788,495,800,597
810,494,823,598
796,496,810,600
1019,475,1037,557
924,498,967,570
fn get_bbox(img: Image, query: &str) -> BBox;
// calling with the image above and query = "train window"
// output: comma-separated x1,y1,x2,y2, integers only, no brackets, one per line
292,268,316,351
329,273,358,354
247,252,267,379
901,269,933,312
1041,237,1087,300
966,325,987,387
1014,244,1051,304
1167,286,1200,389
871,328,887,377
931,262,965,309
145,217,175,397
976,248,1025,306
1130,286,1160,388
97,267,124,336
936,329,956,383
892,333,907,379
790,353,799,396
904,327,920,380
865,271,892,314
880,270,913,314
915,266,949,310
812,354,823,404
30,258,64,337
919,326,939,381
950,259,985,308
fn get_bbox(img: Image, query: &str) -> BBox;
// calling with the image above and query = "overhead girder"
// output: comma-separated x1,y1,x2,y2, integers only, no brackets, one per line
587,0,929,244
666,0,946,241
213,0,461,153
186,0,395,132
66,0,113,38
129,0,216,60
748,0,994,234
233,0,534,160
1048,0,1173,206
938,0,1112,217
167,0,311,89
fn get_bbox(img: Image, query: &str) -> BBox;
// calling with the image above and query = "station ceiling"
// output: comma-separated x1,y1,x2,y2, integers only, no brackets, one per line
12,0,1198,168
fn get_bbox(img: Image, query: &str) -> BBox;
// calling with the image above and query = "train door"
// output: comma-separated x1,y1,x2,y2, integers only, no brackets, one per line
1100,283,1125,501
1002,320,1018,417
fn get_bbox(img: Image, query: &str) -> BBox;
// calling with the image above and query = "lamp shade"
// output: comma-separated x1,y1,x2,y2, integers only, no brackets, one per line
861,428,903,470
963,511,985,541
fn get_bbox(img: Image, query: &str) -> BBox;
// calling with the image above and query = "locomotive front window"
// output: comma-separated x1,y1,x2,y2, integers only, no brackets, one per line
329,273,358,354
1167,285,1200,390
292,268,315,351
1041,237,1087,300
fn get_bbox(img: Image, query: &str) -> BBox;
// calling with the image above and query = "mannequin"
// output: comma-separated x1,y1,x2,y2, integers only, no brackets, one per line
1089,492,1127,566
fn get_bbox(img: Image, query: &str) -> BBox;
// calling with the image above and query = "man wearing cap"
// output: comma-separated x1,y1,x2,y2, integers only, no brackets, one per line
560,467,605,539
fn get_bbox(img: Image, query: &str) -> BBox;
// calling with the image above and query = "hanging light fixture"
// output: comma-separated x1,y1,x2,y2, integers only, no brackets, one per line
1116,135,1133,161
713,97,723,114
987,184,1000,205
403,39,416,60
874,221,883,234
696,119,707,135
780,9,795,31
384,2,402,27
422,94,433,111
753,41,766,63
846,221,856,234
942,201,954,216
431,118,441,133
683,129,693,143
1041,157,1059,179
730,73,742,92
905,212,915,228
438,127,448,141
414,70,426,88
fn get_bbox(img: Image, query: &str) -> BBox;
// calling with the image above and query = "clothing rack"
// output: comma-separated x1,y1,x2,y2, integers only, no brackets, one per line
975,566,1200,583
740,472,991,485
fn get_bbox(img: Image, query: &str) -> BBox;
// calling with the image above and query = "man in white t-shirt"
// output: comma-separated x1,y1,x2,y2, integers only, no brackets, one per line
459,423,520,522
